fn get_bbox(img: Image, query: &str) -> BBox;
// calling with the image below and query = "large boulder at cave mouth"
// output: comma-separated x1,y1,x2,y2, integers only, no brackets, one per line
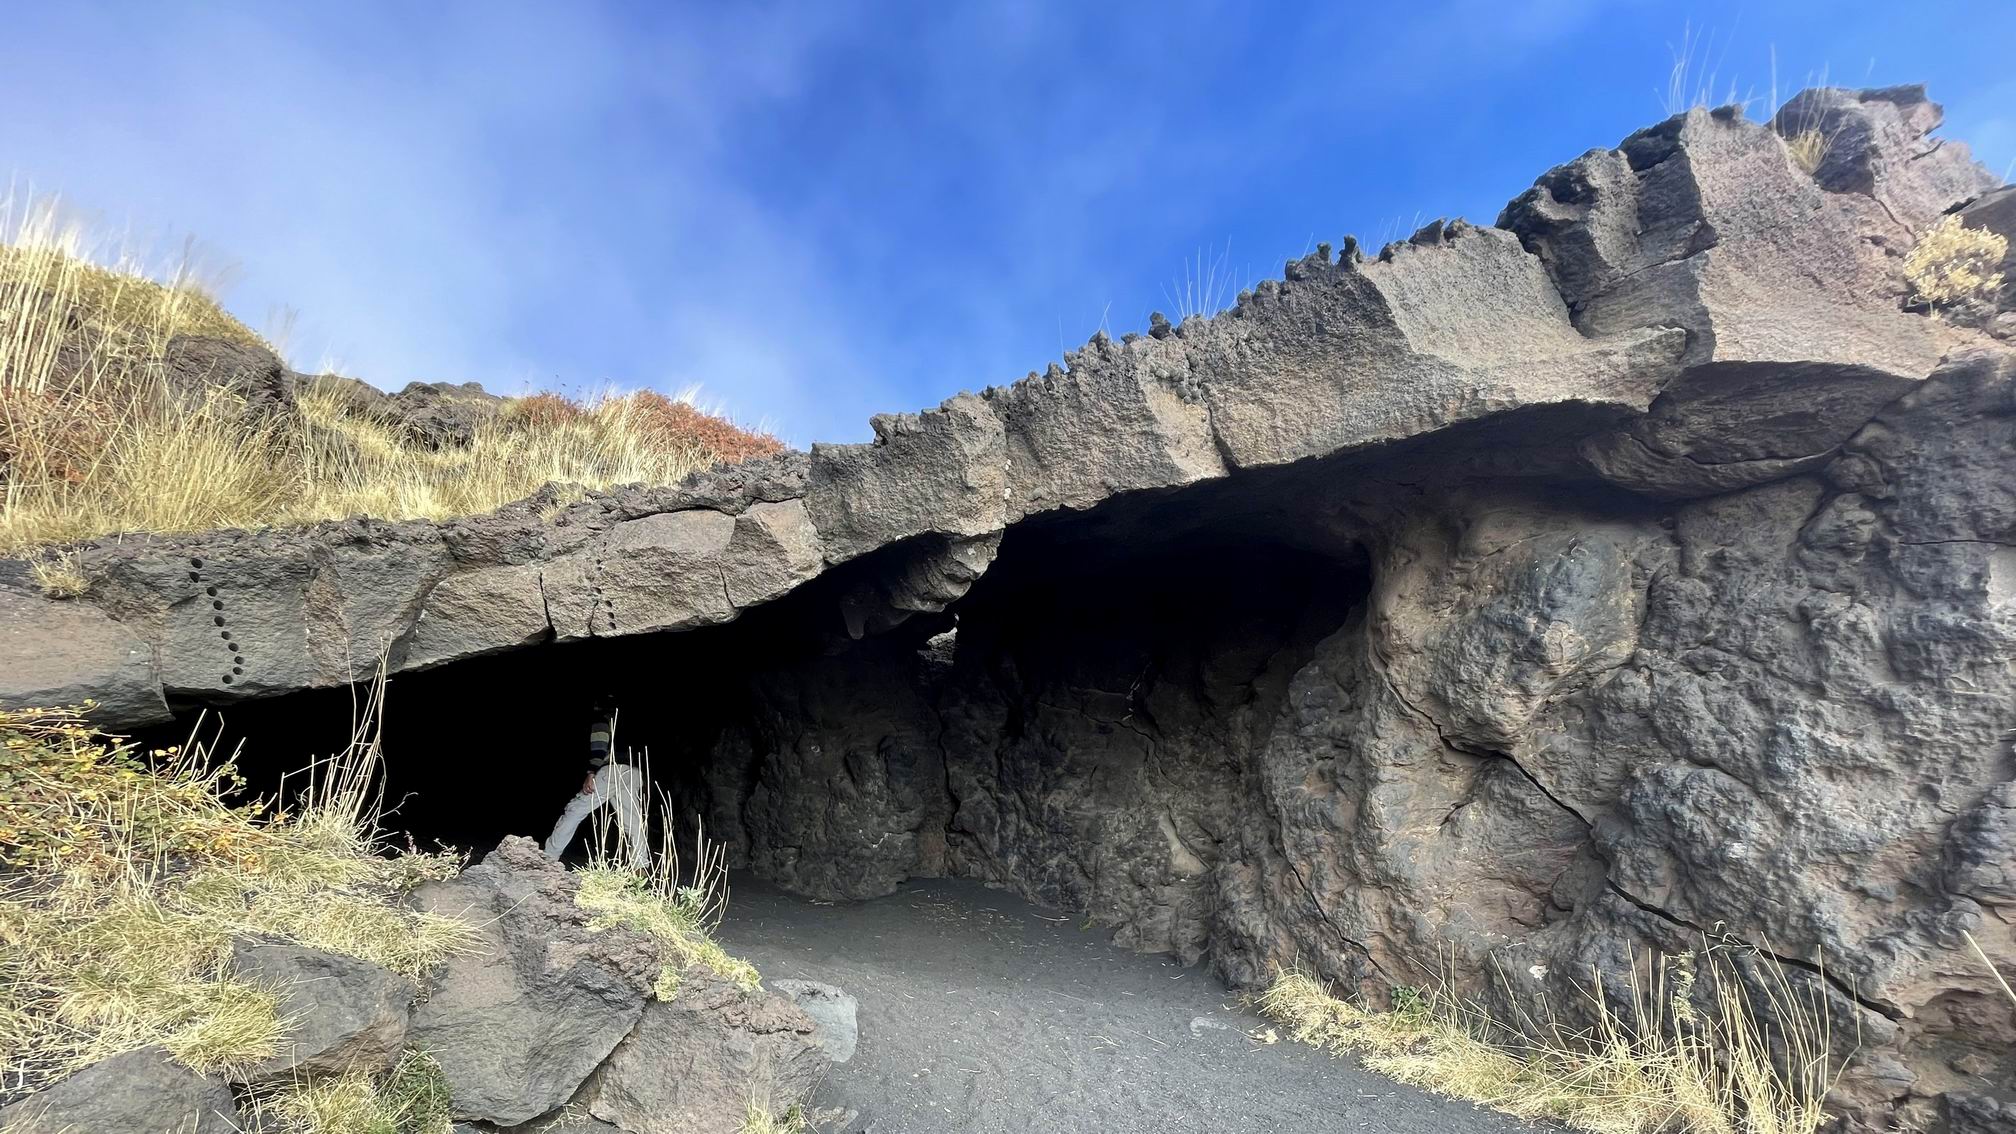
408,837,659,1127
580,966,829,1134
0,1046,242,1133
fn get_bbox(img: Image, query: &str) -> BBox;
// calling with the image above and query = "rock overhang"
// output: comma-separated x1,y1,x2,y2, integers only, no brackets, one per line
0,91,2002,733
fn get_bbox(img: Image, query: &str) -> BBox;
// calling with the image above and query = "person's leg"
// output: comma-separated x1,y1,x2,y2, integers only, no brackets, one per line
542,775,613,860
606,765,652,870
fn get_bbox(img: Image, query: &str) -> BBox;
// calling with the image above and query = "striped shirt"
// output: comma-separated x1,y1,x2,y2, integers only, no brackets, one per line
588,717,613,772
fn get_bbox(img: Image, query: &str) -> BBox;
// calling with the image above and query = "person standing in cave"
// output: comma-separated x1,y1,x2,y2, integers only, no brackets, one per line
541,700,651,869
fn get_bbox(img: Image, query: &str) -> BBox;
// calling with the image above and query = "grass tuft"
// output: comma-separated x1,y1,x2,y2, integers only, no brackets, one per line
1260,940,1841,1134
0,686,469,1097
245,1049,454,1134
1780,129,1829,175
1904,214,2008,312
27,547,85,597
739,1102,810,1134
571,748,762,995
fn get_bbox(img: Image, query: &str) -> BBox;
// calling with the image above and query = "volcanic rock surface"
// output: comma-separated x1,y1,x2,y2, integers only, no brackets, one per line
4,89,2013,1131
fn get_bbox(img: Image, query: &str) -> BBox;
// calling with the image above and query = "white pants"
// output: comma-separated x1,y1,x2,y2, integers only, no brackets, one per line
542,763,650,868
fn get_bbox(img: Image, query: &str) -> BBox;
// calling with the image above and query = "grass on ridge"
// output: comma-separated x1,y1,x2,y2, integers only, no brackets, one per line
0,687,469,1097
0,196,781,552
1260,941,1840,1134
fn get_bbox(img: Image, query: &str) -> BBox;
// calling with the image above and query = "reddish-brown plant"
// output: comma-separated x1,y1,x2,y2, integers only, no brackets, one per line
626,389,784,465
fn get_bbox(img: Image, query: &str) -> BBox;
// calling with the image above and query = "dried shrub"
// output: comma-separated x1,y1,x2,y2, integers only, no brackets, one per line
1905,214,2008,310
499,391,586,431
624,389,784,465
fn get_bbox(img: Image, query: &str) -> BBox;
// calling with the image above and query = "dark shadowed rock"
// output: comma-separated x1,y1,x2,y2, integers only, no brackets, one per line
582,966,828,1134
409,837,658,1127
1959,184,2016,312
227,940,415,1082
0,1047,240,1133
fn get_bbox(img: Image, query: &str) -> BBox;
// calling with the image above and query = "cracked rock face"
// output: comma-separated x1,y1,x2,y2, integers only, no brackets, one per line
2,89,2010,1131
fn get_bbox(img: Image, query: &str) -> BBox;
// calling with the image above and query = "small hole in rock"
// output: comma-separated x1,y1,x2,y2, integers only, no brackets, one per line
213,616,225,627
189,557,203,568
206,586,219,597
220,675,233,685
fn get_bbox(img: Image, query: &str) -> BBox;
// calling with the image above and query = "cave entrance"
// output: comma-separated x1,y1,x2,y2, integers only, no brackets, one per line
138,601,834,862
141,461,1378,907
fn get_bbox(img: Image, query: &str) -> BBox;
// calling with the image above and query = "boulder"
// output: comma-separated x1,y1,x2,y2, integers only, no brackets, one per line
770,979,858,1064
0,1047,240,1133
388,381,503,449
160,334,296,427
227,940,416,1082
298,375,501,449
1771,85,2001,233
582,966,829,1134
1501,104,1940,375
408,837,658,1127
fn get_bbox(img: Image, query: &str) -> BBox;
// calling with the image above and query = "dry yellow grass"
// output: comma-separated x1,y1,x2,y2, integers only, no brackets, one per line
1260,942,1840,1134
0,689,470,1096
739,1103,811,1134
242,1050,454,1134
0,196,779,552
573,760,760,998
1904,214,2008,310
291,381,729,524
26,547,86,597
1780,129,1829,174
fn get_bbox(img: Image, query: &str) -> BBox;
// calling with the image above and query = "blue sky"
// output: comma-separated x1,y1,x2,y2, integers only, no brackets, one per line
3,2,2010,445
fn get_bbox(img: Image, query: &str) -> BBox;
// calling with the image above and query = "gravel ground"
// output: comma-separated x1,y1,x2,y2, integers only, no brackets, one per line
715,875,1533,1134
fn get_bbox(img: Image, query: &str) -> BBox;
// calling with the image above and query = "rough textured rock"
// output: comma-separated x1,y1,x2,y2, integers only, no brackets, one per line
581,966,828,1134
301,375,502,448
1772,85,2002,236
228,940,416,1081
770,979,858,1064
160,334,297,426
0,1047,240,1133
0,585,168,725
2,87,2010,1132
409,837,658,1127
384,381,503,449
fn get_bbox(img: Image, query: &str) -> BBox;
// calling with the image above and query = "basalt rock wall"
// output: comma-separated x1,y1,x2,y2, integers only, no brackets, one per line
4,88,2014,1130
